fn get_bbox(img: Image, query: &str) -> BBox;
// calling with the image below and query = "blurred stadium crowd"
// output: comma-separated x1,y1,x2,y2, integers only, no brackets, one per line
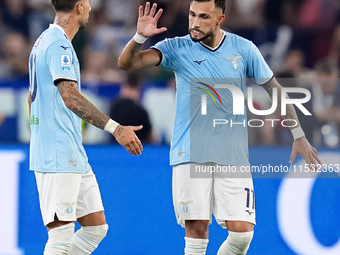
0,0,340,147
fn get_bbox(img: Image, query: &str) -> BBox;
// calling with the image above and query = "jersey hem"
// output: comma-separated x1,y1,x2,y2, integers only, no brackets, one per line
30,166,90,174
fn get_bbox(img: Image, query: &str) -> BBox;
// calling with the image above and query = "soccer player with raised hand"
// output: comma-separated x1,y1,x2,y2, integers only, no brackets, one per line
119,1,321,254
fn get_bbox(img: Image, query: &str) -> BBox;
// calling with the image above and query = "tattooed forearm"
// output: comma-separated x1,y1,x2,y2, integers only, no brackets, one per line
263,78,300,129
57,81,110,130
69,93,110,129
118,39,144,70
130,42,143,61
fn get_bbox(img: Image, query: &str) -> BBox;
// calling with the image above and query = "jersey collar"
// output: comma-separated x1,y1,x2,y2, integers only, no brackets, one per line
49,24,71,41
199,30,227,52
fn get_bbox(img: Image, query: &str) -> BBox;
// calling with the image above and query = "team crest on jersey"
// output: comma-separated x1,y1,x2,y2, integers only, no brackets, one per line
226,56,241,70
61,55,71,71
66,207,73,214
180,201,192,213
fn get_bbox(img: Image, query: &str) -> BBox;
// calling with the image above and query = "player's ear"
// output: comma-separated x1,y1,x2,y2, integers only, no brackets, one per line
218,14,225,25
76,2,84,14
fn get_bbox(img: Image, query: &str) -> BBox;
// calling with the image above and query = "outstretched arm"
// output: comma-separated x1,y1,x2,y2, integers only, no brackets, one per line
118,2,167,70
56,80,143,155
262,78,321,169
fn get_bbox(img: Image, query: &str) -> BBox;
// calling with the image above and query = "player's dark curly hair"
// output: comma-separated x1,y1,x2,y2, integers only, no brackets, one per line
190,0,226,14
51,0,79,12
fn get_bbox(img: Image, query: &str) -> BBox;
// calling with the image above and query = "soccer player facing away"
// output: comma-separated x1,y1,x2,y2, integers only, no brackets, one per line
28,0,143,254
119,1,321,254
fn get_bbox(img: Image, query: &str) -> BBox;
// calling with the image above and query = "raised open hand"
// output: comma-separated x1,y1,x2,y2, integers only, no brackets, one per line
137,2,167,37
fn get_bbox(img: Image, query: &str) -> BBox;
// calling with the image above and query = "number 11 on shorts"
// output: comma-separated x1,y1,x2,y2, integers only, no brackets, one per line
245,188,255,209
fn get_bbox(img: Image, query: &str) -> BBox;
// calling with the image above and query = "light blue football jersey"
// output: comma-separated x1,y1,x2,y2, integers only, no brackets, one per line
29,24,90,173
152,31,273,166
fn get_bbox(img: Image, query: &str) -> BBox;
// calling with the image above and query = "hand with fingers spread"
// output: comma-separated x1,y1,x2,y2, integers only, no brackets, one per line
113,125,143,156
137,2,167,37
289,137,322,170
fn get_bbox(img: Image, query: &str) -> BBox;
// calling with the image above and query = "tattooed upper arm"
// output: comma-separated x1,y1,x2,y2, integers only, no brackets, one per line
56,80,77,95
56,80,78,109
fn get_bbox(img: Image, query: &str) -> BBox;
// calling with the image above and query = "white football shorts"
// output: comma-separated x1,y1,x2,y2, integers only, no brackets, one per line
172,163,256,228
35,167,104,226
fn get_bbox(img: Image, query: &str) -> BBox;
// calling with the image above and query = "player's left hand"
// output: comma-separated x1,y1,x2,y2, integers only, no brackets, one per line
289,137,322,170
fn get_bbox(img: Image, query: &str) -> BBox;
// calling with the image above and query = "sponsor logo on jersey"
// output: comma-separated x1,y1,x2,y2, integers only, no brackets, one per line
193,59,206,65
60,46,71,50
226,56,241,70
30,115,39,125
61,55,71,71
245,210,254,215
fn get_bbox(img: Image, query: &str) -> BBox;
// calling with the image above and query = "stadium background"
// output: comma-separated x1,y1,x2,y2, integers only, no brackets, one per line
0,0,340,254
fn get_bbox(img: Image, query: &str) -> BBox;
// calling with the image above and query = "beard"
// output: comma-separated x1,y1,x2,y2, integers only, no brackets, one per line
79,18,88,30
189,28,214,42
79,21,86,30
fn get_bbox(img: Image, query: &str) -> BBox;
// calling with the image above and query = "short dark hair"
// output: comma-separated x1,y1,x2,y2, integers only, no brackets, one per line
51,0,79,12
190,0,226,14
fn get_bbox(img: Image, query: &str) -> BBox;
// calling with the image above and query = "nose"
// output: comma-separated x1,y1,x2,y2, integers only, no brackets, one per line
192,17,200,28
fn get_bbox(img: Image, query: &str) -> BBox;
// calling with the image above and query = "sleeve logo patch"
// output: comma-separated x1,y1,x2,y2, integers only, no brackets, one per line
61,55,71,71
